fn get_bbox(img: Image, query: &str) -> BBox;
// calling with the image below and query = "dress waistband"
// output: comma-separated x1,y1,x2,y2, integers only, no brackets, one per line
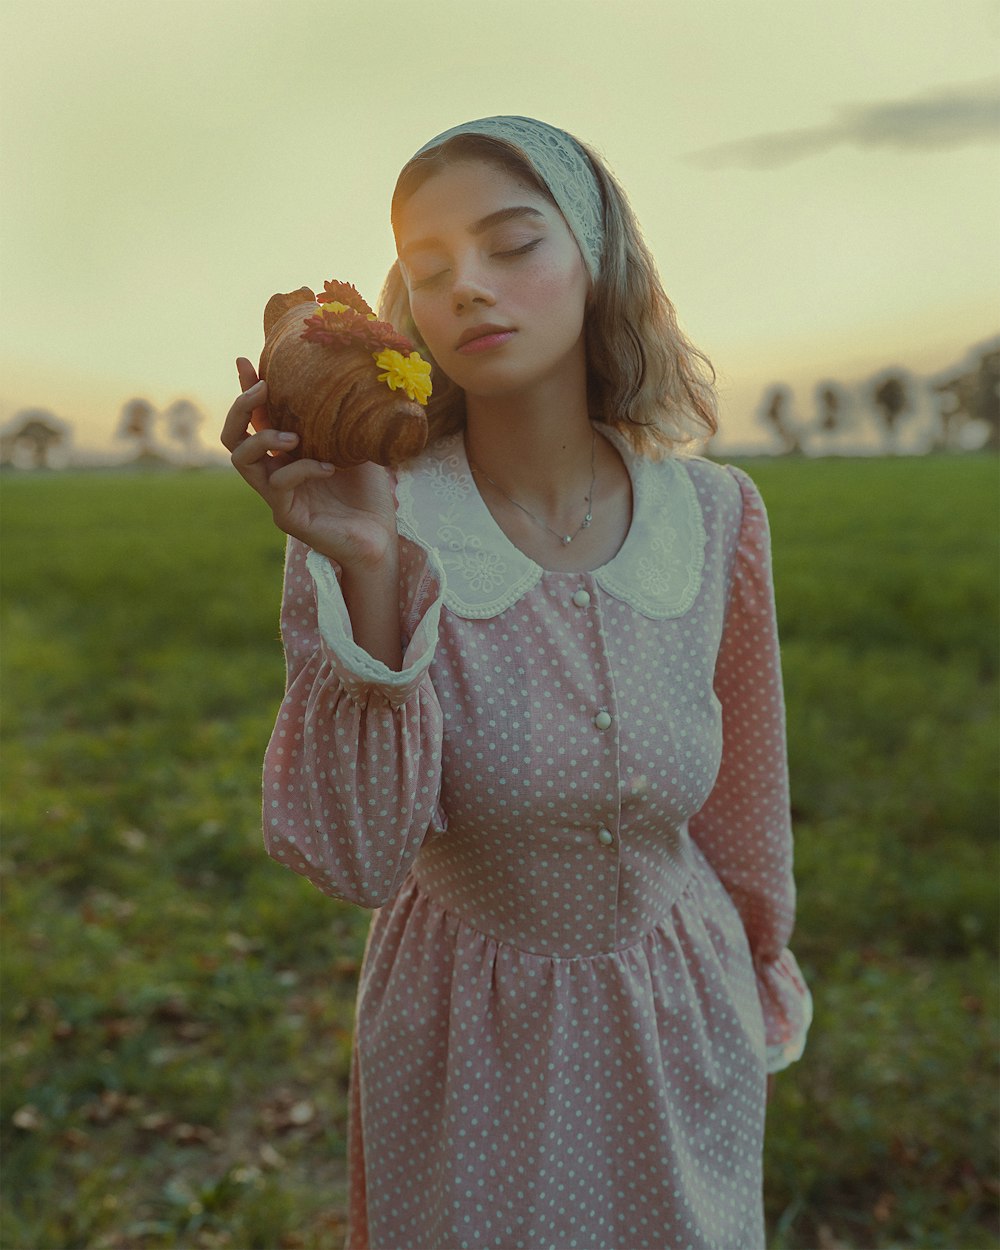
411,823,698,960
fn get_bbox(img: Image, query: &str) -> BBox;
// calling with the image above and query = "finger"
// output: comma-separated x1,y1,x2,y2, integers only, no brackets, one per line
230,428,300,495
220,378,267,451
237,357,272,434
268,456,336,497
244,356,275,434
269,459,338,535
236,357,258,389
230,426,298,472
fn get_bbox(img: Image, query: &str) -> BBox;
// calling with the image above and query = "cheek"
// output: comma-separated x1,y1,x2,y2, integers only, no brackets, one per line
407,294,445,350
517,254,588,320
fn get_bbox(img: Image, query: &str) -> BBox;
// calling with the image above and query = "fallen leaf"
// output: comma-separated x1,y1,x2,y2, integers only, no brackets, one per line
172,1122,221,1148
12,1104,45,1131
817,1226,849,1250
873,1191,895,1222
152,997,190,1023
81,1090,140,1123
139,1112,174,1133
118,828,147,852
288,1100,315,1126
258,1142,286,1170
104,1017,143,1042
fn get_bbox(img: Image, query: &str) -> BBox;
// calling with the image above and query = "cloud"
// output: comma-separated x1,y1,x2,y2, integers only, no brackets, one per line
684,77,1000,169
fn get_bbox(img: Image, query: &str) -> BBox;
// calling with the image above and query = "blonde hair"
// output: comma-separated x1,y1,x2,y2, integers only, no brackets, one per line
378,133,719,458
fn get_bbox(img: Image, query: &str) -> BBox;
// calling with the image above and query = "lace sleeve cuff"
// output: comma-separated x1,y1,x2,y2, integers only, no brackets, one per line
305,546,445,709
756,947,814,1073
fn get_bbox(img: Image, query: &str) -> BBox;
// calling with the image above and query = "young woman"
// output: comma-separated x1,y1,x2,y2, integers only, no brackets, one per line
222,115,812,1250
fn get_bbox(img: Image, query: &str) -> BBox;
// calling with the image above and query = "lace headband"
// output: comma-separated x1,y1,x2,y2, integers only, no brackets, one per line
409,115,605,281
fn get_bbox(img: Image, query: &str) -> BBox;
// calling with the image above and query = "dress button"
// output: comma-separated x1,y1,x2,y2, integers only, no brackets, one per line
594,710,613,731
572,589,591,608
597,828,614,846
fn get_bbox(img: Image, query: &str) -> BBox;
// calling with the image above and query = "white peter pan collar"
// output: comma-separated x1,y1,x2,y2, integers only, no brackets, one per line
395,426,706,620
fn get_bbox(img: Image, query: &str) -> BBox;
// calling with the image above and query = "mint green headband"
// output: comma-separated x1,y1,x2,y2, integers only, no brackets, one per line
410,115,604,282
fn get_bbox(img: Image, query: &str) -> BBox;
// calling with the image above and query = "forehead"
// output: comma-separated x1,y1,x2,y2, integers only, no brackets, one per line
394,158,558,246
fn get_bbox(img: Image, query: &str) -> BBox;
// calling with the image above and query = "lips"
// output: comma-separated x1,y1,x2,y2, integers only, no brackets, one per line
455,323,515,351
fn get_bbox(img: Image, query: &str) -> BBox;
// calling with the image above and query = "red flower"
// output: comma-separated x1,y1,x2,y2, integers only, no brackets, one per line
318,280,373,317
300,301,414,356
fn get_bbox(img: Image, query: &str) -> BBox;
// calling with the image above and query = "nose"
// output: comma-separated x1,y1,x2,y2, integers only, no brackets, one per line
451,256,495,313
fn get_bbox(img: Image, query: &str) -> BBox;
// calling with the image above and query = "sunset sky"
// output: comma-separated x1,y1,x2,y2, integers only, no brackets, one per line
1,0,998,458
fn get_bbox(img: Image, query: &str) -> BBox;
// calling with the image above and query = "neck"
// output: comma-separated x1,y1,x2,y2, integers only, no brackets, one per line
463,361,594,516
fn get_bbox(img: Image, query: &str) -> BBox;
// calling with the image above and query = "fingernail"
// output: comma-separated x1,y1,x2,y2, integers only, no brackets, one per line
278,431,297,444
247,380,265,393
320,462,335,472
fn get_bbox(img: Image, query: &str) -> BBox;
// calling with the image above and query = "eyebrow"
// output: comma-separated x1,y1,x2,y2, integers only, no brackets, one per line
399,206,547,260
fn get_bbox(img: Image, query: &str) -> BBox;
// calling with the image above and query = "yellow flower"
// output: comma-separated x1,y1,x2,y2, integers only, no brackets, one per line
321,301,375,322
373,349,433,406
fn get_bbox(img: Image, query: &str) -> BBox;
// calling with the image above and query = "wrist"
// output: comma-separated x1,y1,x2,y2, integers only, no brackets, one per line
337,537,399,582
309,527,399,577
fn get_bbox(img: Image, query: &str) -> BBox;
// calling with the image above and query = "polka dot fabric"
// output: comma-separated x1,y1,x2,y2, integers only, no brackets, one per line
263,443,811,1250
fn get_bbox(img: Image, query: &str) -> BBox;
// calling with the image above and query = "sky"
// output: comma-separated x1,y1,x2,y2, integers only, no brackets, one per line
1,0,998,459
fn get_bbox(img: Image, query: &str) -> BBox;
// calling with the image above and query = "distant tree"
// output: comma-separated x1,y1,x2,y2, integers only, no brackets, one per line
0,409,72,469
867,369,915,455
809,379,859,453
758,384,803,454
815,382,843,435
975,347,1000,451
162,399,205,465
117,398,159,459
930,340,1000,452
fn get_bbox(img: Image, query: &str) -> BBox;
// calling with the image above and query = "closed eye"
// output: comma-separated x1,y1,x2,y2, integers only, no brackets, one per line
411,238,540,289
494,239,541,258
413,269,448,290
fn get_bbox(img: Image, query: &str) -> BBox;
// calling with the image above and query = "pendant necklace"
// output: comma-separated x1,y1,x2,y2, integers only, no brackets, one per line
467,428,597,546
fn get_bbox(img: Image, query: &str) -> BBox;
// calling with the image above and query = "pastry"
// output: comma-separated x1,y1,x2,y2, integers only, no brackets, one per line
258,280,431,468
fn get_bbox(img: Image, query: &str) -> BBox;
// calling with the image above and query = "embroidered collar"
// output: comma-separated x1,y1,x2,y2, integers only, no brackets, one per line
395,427,706,620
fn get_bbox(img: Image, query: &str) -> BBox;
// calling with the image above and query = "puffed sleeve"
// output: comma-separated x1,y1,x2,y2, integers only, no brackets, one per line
261,532,448,908
688,465,813,1073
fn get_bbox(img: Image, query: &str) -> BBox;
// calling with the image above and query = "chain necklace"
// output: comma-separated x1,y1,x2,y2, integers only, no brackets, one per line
467,429,597,546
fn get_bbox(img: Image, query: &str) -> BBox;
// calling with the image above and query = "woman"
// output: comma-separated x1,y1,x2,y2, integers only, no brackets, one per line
222,115,812,1250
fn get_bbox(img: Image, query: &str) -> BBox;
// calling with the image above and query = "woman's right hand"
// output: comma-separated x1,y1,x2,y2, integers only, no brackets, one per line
221,358,399,572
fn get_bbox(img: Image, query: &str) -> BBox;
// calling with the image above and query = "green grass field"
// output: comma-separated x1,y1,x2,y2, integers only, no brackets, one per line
2,455,997,1249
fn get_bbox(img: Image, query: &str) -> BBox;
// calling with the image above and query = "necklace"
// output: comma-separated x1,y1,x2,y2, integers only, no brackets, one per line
467,429,597,546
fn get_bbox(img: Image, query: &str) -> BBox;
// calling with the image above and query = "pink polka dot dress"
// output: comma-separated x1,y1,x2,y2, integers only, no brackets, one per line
263,427,812,1250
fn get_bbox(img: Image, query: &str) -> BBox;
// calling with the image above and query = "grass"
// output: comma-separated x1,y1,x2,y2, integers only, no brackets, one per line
1,454,997,1249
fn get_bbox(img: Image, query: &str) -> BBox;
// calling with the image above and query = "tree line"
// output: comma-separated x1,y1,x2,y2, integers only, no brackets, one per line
0,399,207,470
756,336,999,455
2,335,997,469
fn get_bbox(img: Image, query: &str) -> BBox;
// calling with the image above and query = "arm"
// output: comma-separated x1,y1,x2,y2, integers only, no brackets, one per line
262,533,448,908
688,465,812,1073
222,361,447,907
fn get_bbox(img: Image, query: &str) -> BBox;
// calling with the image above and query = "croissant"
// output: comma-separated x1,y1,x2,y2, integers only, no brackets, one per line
258,280,431,468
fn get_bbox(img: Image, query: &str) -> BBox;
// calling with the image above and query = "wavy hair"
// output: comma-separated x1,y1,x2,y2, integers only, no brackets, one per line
379,132,719,458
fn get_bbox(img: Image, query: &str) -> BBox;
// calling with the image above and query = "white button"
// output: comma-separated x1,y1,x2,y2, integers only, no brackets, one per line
594,710,613,730
597,828,614,846
572,589,591,608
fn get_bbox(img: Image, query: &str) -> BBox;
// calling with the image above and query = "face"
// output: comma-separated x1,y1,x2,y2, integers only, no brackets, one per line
393,159,591,400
